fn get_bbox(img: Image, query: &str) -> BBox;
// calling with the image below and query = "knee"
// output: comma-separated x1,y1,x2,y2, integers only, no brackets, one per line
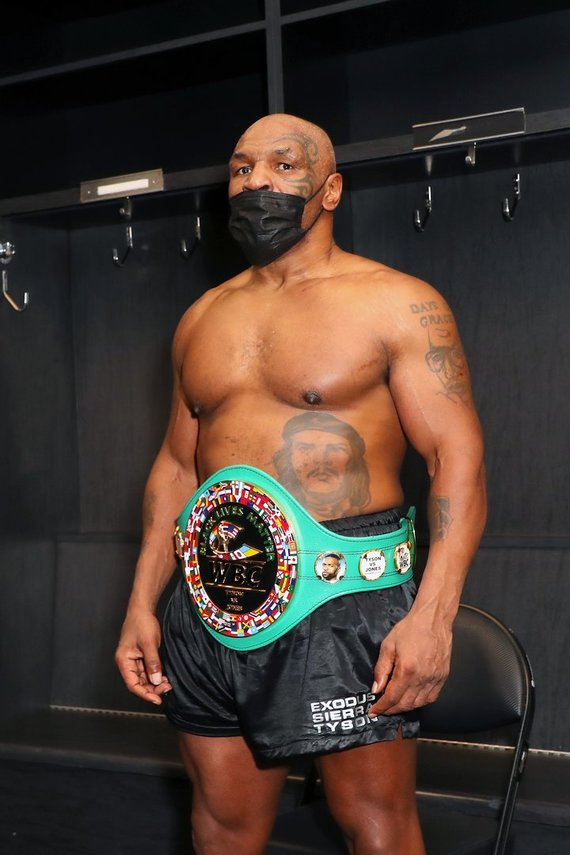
190,798,269,855
331,803,424,855
190,804,239,854
191,817,239,855
191,824,266,855
190,797,230,853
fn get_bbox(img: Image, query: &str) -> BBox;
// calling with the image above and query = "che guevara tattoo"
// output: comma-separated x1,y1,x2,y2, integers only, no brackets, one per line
273,412,370,518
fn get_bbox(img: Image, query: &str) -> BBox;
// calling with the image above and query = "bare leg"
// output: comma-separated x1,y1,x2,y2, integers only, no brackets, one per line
178,732,289,855
319,732,425,855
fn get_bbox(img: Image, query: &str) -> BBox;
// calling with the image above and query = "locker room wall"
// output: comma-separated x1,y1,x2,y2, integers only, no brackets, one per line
0,2,568,754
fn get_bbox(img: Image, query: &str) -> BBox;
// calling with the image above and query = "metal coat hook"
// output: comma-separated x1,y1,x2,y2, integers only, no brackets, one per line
0,241,29,312
112,197,134,267
502,173,521,222
2,269,29,312
414,186,432,232
465,142,477,168
180,216,201,258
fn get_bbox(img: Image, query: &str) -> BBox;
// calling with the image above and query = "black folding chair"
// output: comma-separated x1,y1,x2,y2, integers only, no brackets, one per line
267,603,535,855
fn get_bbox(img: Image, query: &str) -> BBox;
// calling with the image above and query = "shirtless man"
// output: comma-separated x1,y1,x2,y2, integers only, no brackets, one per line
115,113,486,855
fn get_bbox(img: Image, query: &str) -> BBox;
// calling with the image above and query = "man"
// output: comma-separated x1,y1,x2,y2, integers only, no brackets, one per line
319,552,344,583
115,113,486,855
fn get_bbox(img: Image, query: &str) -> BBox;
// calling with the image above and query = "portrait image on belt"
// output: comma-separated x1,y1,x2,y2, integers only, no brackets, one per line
315,551,346,583
115,110,487,855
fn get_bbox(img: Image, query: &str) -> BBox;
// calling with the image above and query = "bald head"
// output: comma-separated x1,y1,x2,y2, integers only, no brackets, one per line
233,113,337,182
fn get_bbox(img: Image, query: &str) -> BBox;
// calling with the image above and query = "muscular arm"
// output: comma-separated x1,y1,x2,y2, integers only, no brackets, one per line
370,281,487,715
115,322,199,704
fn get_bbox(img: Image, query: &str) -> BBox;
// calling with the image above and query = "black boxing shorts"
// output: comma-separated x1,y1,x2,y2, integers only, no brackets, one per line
161,507,419,762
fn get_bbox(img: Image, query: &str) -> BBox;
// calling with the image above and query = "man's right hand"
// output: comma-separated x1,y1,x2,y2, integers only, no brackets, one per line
115,609,172,705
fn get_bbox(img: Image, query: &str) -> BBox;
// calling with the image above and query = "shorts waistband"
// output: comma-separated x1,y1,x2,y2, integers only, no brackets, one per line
175,465,415,651
321,508,401,536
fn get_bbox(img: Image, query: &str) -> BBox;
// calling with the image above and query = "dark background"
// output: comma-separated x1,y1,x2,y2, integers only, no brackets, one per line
0,0,568,776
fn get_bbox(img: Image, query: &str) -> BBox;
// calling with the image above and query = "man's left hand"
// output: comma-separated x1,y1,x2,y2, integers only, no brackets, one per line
368,612,453,716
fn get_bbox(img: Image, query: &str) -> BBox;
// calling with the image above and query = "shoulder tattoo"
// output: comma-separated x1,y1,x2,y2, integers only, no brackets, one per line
409,300,471,406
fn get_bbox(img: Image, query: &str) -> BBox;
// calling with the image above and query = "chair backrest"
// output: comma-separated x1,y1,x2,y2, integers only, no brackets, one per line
420,603,534,734
419,603,535,855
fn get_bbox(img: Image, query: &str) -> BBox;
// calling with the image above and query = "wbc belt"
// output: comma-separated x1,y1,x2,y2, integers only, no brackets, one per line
175,465,415,651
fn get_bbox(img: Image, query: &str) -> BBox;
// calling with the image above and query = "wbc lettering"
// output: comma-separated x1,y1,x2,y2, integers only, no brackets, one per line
207,560,267,590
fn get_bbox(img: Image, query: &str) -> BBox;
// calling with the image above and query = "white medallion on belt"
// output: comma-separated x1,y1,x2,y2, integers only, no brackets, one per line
358,549,387,581
394,542,412,574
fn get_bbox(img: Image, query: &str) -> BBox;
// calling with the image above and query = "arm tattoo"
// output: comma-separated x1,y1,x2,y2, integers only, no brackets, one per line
140,490,157,552
428,495,453,542
409,301,470,405
272,411,370,519
142,490,157,531
425,336,470,405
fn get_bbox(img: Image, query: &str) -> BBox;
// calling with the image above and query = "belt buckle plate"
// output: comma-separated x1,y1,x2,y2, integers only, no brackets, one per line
180,478,298,638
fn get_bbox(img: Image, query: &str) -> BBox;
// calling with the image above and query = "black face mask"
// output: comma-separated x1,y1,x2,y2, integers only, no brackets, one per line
228,178,328,267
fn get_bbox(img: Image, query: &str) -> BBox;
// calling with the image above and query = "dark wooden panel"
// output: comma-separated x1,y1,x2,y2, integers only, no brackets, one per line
70,207,244,533
0,758,193,855
0,31,268,199
50,539,178,712
0,539,56,719
0,221,79,535
461,546,570,753
284,5,570,142
283,24,351,146
345,6,570,138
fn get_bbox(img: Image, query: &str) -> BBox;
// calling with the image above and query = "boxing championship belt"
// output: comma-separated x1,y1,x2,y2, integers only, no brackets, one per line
175,465,415,651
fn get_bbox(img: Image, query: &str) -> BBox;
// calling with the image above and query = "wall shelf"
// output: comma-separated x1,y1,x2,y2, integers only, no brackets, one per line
1,107,570,219
0,0,266,80
0,23,268,89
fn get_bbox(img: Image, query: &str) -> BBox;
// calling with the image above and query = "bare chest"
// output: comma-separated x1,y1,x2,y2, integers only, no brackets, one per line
182,294,387,412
